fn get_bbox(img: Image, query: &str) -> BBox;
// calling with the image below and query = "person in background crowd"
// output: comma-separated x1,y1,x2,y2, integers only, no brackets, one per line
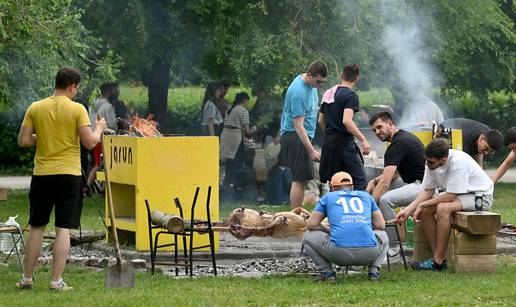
201,82,224,136
318,64,370,191
303,171,388,281
366,112,426,246
215,80,231,118
220,92,253,186
279,60,328,208
86,83,118,187
492,127,516,183
86,83,118,189
440,118,503,168
396,139,493,271
17,67,107,291
108,83,132,130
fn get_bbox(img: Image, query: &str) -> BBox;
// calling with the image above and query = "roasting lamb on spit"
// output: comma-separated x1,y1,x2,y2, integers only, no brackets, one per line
226,207,327,240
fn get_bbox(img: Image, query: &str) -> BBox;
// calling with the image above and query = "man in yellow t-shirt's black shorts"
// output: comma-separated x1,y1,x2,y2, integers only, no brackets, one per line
16,67,107,291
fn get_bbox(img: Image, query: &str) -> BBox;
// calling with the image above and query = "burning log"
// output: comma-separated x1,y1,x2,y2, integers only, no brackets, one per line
126,114,162,137
150,210,185,232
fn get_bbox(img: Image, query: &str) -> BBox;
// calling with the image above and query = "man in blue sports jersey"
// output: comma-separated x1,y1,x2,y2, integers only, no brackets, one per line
303,171,389,281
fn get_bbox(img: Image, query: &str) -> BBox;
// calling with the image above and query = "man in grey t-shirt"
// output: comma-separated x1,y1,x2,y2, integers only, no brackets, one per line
396,139,493,271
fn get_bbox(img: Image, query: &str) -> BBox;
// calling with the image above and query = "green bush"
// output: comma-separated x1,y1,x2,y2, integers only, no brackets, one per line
0,113,34,175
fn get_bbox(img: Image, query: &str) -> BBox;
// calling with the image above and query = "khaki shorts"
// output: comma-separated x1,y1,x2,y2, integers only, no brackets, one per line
456,193,493,211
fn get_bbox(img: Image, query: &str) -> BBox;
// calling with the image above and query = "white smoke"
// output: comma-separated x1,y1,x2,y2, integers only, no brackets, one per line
381,5,445,127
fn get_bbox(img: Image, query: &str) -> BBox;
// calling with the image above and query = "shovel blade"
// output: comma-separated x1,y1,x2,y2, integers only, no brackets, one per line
105,260,135,288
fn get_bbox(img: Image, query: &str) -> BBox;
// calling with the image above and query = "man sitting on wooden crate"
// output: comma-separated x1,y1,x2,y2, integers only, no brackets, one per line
366,112,426,251
303,172,388,281
396,139,494,271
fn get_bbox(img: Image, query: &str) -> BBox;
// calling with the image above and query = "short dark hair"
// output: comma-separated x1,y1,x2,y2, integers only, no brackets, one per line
342,64,360,82
220,80,231,89
100,82,118,97
55,67,81,89
504,127,516,146
306,61,328,78
228,92,250,115
425,138,450,160
369,111,395,126
485,130,503,151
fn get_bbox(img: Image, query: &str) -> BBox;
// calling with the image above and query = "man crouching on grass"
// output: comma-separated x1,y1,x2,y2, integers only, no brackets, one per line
396,139,494,271
17,67,107,291
303,172,388,281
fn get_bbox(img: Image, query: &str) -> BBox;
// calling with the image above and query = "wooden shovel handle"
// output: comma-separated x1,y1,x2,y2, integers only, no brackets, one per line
101,134,123,264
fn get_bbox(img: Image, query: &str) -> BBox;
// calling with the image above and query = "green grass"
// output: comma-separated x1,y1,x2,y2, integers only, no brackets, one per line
2,183,514,231
492,183,516,224
119,85,256,111
1,187,516,305
356,87,394,108
0,256,515,305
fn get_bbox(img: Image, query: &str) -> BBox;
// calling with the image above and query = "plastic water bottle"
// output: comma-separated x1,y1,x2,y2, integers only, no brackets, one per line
406,217,414,248
1,216,21,254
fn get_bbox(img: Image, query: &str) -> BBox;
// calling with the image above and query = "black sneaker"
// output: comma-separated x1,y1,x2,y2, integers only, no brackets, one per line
411,258,447,271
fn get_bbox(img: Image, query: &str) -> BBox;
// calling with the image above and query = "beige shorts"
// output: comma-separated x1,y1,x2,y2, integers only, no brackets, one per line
456,193,493,211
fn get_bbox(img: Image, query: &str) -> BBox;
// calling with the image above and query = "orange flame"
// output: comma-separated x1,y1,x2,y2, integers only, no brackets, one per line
130,114,162,137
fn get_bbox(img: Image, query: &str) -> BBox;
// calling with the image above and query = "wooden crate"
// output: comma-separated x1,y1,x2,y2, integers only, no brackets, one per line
454,232,496,255
451,212,501,235
454,254,496,273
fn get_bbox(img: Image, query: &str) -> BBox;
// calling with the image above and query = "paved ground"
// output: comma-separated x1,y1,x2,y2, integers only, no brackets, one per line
0,176,31,189
1,168,515,189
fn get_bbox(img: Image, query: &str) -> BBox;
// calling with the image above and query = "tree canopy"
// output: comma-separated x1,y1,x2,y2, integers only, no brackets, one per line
0,0,514,129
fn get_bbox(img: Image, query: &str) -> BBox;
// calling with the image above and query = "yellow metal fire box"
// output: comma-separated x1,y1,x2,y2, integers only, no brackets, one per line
412,129,463,149
98,135,219,251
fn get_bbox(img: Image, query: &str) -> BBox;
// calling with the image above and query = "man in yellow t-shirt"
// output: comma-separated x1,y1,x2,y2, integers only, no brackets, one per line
16,67,107,292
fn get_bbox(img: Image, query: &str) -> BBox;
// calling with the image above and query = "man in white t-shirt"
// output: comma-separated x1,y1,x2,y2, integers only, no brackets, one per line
396,139,493,271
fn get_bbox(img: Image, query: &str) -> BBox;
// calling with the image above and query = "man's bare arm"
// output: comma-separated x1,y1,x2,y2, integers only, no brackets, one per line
371,165,398,203
492,151,515,183
306,211,329,233
293,116,319,161
342,108,370,155
18,126,36,147
318,112,326,130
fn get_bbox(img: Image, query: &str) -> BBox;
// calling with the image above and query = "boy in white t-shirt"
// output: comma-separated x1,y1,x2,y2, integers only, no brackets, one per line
396,139,494,271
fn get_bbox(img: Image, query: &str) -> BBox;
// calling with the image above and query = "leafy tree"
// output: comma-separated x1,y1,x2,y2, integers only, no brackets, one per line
80,0,208,130
0,0,119,112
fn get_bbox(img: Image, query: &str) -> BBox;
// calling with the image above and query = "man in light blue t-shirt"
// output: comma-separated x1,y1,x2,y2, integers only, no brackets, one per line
279,60,327,209
303,171,389,281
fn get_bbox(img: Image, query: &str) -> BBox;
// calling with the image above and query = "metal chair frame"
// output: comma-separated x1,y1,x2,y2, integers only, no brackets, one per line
145,186,217,276
0,223,27,274
385,223,408,270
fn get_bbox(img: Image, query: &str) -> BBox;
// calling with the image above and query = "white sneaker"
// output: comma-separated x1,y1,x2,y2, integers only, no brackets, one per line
388,246,400,257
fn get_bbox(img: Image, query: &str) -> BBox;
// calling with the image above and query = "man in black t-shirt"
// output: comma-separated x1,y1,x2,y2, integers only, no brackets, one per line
441,118,503,167
318,64,370,190
366,112,426,242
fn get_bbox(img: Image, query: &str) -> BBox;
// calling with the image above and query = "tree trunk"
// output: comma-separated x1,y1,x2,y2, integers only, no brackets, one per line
147,57,171,132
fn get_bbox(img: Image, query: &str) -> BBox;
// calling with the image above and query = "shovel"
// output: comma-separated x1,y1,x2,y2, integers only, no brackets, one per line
101,133,135,288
